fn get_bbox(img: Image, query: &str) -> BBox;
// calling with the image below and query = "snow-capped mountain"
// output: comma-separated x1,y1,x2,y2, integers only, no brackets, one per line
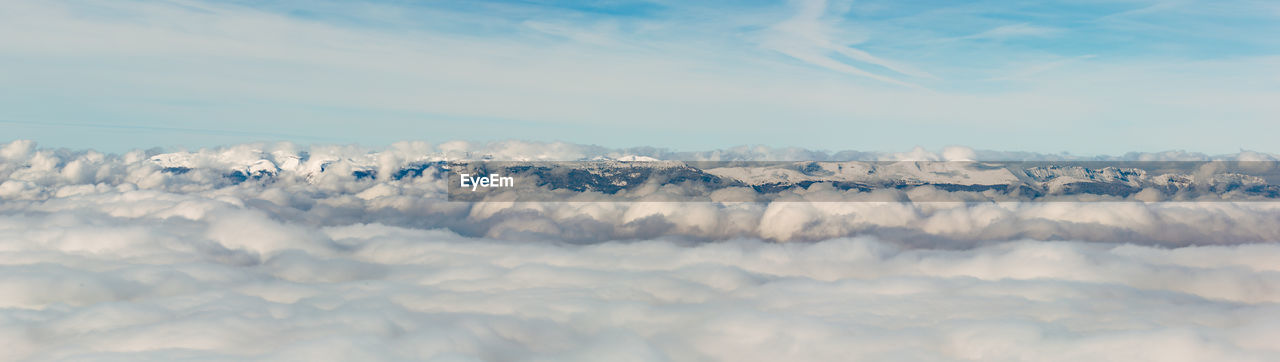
447,160,1280,201
131,147,1280,202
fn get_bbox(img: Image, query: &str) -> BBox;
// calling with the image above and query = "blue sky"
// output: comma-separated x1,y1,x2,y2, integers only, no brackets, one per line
1,0,1277,154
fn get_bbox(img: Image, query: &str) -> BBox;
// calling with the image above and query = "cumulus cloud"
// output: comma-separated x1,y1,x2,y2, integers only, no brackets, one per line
2,140,1279,360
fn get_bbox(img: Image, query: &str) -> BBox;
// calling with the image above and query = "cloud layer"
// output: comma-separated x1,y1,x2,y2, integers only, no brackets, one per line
3,140,1279,360
3,215,1278,360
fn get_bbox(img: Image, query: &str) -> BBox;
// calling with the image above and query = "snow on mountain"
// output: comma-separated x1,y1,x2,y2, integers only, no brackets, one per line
5,140,1280,204
616,155,661,162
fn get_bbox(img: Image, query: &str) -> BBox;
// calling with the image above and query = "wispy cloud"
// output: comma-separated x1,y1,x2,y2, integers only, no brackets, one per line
960,23,1064,40
1,0,1278,154
760,0,934,87
985,54,1098,81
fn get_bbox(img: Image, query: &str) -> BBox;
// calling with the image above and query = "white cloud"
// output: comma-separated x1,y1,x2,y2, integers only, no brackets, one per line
760,0,933,86
3,216,1278,360
962,23,1064,40
3,140,1280,360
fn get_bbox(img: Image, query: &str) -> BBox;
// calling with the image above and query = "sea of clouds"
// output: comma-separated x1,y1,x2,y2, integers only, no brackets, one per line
2,139,1279,361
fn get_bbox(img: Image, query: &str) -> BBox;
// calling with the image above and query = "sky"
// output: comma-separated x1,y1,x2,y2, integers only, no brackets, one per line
1,0,1278,155
5,3,1280,358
